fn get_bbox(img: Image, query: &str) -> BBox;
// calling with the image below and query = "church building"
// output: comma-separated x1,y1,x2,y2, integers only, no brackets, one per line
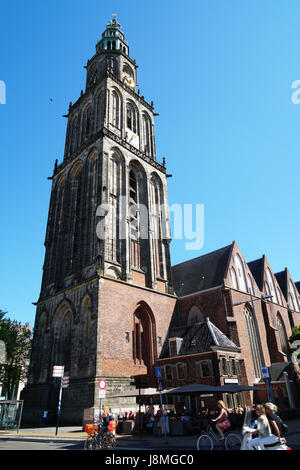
21,17,300,424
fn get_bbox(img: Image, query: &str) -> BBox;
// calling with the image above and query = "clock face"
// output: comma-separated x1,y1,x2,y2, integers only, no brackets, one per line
122,71,135,89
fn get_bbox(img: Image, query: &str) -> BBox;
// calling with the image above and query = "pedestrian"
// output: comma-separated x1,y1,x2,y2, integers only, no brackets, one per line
246,404,279,450
108,408,115,420
211,400,231,441
264,402,288,442
42,410,48,425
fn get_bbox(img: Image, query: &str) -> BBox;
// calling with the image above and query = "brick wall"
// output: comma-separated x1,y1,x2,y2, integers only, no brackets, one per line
98,276,177,378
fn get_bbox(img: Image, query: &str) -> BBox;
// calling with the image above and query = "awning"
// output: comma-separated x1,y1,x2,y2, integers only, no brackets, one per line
162,383,266,395
107,383,266,399
108,388,159,398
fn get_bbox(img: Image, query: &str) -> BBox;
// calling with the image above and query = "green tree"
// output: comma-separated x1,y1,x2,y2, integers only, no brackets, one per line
289,325,300,344
0,309,32,399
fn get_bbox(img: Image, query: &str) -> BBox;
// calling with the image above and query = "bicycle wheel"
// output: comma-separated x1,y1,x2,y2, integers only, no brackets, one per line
225,433,242,450
106,435,117,449
197,433,213,450
84,436,97,450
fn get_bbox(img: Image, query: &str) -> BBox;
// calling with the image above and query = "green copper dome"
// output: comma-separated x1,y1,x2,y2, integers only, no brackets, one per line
96,15,129,55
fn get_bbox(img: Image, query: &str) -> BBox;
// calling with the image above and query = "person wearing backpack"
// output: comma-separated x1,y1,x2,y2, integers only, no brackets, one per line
264,402,288,444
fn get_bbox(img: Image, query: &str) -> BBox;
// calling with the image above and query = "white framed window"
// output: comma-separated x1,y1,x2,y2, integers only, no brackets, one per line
247,274,254,295
163,364,175,381
234,254,247,292
266,268,278,304
276,314,289,355
176,362,187,380
229,357,239,376
276,287,282,306
220,356,228,376
230,267,238,290
196,359,212,378
289,280,299,312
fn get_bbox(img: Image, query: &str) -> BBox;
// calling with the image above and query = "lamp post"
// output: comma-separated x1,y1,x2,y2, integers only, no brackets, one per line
233,292,275,403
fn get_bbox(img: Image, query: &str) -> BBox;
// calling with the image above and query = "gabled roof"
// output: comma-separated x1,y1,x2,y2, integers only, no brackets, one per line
247,257,264,290
171,244,233,297
160,317,240,359
275,269,288,300
268,362,295,382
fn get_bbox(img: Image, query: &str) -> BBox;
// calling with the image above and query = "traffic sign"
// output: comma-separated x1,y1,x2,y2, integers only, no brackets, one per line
155,367,162,379
156,380,164,392
61,376,69,388
98,379,106,390
52,365,64,377
99,389,106,399
261,366,270,378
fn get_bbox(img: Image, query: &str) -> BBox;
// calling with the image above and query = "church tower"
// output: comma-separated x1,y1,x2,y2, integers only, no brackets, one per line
21,17,176,424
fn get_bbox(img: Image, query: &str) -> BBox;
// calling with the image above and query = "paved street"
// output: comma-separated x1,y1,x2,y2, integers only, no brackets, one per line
0,418,299,451
0,439,82,451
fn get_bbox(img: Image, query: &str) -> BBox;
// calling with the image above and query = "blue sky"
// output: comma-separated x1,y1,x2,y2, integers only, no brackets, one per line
1,0,300,326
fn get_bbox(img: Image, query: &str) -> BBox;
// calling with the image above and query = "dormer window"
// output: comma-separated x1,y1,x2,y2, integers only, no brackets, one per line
168,337,183,357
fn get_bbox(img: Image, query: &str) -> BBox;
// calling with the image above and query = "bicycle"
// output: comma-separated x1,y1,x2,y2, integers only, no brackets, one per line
101,431,117,450
84,423,103,450
197,421,242,450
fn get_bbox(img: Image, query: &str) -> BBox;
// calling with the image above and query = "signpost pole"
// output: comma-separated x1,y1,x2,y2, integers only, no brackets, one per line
52,365,65,437
55,381,63,436
138,377,142,440
155,367,167,443
98,379,106,424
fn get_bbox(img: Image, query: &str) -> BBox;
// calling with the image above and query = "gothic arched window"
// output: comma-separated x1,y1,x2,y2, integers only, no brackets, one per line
82,104,92,141
67,163,83,274
129,169,140,268
150,175,164,278
112,91,121,128
142,113,152,156
276,287,282,306
108,151,123,263
266,268,278,304
289,280,299,312
68,115,79,154
234,254,247,292
132,305,156,373
244,305,262,379
187,306,203,326
127,102,138,134
230,267,238,290
247,274,254,295
81,296,91,357
53,306,73,374
52,176,66,284
94,90,104,131
276,314,289,355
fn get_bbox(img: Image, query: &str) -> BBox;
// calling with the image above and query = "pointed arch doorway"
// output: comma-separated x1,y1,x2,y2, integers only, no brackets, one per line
132,302,157,374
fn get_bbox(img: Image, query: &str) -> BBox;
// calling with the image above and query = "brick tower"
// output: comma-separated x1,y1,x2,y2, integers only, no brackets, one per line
21,17,177,424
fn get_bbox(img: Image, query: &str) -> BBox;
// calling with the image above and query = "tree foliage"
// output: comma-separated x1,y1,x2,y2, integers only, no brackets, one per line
0,309,32,399
289,325,300,343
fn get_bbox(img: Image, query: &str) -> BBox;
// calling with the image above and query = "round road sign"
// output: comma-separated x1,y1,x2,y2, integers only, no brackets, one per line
98,379,106,390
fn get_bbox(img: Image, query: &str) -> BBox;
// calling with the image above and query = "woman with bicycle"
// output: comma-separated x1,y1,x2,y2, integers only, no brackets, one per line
212,400,231,441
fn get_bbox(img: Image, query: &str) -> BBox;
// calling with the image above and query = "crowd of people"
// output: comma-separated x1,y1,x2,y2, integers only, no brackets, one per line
110,401,246,435
109,399,288,449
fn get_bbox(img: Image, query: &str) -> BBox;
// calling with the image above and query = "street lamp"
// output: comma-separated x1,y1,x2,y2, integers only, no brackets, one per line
232,292,275,403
